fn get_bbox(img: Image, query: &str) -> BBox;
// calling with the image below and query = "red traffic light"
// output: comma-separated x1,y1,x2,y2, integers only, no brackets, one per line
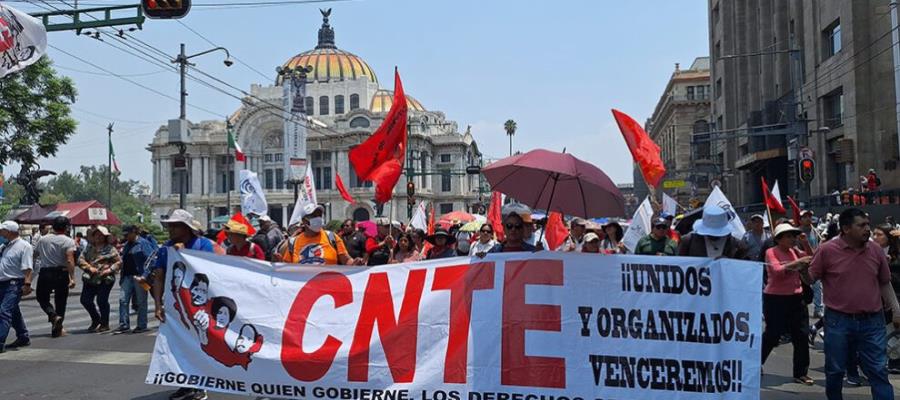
799,158,815,183
143,0,191,19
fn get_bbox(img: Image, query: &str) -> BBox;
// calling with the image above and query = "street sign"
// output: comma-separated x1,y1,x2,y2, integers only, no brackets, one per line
799,147,814,160
663,180,686,189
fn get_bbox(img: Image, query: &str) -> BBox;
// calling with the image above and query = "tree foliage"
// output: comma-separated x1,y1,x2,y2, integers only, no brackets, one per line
0,57,78,170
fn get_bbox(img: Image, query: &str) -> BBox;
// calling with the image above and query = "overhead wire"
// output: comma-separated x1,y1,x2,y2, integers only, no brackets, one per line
175,19,273,84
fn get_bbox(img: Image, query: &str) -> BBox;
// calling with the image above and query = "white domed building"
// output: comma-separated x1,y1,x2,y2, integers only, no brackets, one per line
148,11,483,227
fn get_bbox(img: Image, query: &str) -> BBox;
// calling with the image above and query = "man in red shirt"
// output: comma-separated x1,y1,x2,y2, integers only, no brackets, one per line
224,220,264,260
808,208,900,399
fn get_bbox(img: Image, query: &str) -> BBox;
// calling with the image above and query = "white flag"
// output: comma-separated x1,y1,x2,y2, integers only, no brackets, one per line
239,169,268,217
704,186,745,239
771,180,784,210
0,4,47,78
409,200,429,231
662,192,678,216
288,166,317,227
622,197,653,253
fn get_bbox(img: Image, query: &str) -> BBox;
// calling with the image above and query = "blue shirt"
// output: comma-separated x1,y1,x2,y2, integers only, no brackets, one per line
151,236,216,271
121,236,156,278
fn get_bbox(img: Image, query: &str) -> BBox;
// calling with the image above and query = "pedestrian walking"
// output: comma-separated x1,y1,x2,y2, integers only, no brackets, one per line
391,232,422,264
223,220,264,260
77,226,121,333
808,208,900,399
874,223,900,374
677,207,747,259
0,221,33,352
339,219,367,264
634,217,677,256
280,204,351,265
488,211,537,253
33,216,77,338
251,215,284,261
469,223,498,257
600,220,625,254
365,218,394,266
116,225,154,334
558,218,587,252
581,232,602,254
760,223,814,386
741,214,771,262
425,228,457,259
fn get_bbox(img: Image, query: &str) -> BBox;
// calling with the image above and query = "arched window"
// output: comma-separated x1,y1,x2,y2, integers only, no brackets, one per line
349,117,370,128
349,94,360,110
352,208,370,222
305,97,314,115
319,96,329,115
334,95,345,114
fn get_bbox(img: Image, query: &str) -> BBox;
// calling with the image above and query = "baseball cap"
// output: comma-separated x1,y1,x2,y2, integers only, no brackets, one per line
0,221,19,233
749,214,765,221
583,232,600,243
93,226,111,237
570,217,587,227
302,203,325,217
652,217,669,228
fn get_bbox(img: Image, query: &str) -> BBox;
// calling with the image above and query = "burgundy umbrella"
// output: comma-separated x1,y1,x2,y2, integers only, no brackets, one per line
482,149,625,218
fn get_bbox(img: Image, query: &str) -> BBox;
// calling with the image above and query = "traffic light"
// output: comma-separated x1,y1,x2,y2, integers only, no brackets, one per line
799,158,815,183
142,0,191,19
406,181,415,197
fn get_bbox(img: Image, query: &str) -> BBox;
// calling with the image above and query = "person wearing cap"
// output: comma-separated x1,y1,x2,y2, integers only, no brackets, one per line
150,209,218,400
425,228,457,259
365,218,395,266
469,222,498,257
600,221,625,254
760,223,815,386
250,215,284,262
677,206,747,259
634,218,678,256
581,232,602,254
487,211,537,254
797,209,824,318
741,214,771,262
33,216,77,338
224,220,264,261
77,226,122,333
282,204,351,265
559,218,587,252
0,221,33,352
809,208,900,399
114,225,155,334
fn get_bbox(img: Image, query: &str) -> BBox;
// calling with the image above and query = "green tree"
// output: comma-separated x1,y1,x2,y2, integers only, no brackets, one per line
504,119,517,156
0,57,77,171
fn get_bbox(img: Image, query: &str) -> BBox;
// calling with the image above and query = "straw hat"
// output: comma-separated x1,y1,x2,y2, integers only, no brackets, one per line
773,223,802,239
223,220,250,236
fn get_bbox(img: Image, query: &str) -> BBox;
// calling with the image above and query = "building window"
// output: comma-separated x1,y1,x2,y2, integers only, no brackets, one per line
216,155,234,193
692,120,711,160
440,203,454,215
319,96,329,115
348,161,373,188
441,170,451,192
440,154,451,163
311,150,332,190
822,87,844,128
275,168,284,190
715,78,722,99
274,153,283,162
686,86,695,100
305,97,314,116
349,117,370,128
335,95,345,114
696,85,707,99
823,19,841,59
350,94,360,110
264,153,273,163
265,169,274,190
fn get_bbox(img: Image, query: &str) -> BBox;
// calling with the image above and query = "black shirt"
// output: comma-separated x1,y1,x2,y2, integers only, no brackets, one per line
342,231,368,259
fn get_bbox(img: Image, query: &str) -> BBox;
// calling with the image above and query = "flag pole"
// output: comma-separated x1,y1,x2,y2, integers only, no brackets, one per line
107,123,114,210
226,120,232,216
762,177,776,231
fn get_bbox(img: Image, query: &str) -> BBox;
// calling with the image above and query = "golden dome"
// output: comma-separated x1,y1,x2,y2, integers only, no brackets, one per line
278,9,377,85
369,89,426,113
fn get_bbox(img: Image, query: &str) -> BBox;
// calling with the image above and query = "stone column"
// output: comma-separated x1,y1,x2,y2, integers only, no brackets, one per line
160,158,172,197
281,204,288,227
152,159,159,196
191,156,202,196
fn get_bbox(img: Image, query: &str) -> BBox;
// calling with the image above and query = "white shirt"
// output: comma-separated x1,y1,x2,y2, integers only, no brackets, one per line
0,238,34,281
469,240,498,256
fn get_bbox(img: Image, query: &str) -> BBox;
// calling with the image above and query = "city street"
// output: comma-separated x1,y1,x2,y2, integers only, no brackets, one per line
0,280,897,399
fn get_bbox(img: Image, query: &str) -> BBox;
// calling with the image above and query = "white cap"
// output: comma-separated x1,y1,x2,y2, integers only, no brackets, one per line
258,215,273,223
161,209,194,226
0,220,19,233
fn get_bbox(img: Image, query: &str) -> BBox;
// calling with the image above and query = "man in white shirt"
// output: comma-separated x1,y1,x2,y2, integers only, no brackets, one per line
0,221,34,352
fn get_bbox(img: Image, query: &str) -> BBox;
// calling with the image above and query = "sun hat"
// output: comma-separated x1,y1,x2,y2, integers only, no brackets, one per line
583,232,601,243
223,220,250,236
749,214,764,221
425,228,457,245
773,223,802,239
92,226,111,237
0,221,19,233
502,203,533,223
692,206,733,237
162,209,194,227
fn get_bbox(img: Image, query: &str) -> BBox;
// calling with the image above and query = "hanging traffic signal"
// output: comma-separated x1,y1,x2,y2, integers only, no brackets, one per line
142,0,191,19
799,158,815,183
406,181,415,197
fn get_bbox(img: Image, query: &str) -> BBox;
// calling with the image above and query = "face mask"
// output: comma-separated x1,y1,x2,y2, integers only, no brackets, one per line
0,236,7,246
308,217,324,232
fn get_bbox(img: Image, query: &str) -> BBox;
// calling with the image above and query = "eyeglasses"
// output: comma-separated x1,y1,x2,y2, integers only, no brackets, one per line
505,223,524,230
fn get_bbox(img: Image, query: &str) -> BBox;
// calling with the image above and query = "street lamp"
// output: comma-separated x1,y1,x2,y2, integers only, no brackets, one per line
172,43,232,120
277,65,314,203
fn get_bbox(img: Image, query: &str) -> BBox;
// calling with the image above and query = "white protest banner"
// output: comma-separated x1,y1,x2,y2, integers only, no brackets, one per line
705,186,745,239
288,165,317,226
409,200,429,231
0,4,47,78
239,169,268,216
148,250,762,399
662,192,678,216
622,196,653,253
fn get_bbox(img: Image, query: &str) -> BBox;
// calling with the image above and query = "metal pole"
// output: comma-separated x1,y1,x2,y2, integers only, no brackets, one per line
293,181,299,203
107,123,113,210
226,121,232,216
179,43,187,121
891,1,900,169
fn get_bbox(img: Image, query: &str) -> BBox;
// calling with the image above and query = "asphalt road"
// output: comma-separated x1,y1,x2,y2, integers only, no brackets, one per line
1,280,899,399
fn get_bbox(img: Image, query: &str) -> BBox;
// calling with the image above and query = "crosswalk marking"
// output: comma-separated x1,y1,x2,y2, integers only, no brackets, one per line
0,347,151,366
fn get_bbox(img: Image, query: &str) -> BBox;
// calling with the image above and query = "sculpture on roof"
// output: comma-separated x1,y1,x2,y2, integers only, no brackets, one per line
13,163,56,206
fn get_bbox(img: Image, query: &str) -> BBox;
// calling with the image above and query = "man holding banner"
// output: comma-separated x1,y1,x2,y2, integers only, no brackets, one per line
280,204,351,265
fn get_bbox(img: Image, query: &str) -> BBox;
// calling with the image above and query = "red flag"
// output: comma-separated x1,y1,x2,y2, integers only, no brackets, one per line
349,68,408,203
545,212,569,251
611,109,666,187
427,203,435,236
487,191,505,242
335,172,355,203
761,178,786,214
216,211,256,245
786,196,802,225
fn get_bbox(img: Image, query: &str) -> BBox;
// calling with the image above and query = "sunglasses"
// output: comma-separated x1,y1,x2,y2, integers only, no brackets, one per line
505,223,524,230
480,230,493,234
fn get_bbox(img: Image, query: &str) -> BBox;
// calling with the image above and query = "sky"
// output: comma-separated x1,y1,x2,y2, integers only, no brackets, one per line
9,0,710,187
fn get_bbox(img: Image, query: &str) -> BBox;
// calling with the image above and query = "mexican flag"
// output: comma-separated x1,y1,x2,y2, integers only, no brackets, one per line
109,140,121,173
227,129,246,162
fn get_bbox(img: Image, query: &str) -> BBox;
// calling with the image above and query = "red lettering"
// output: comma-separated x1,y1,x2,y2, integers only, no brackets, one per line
281,272,352,381
431,262,495,383
348,269,427,382
501,259,565,388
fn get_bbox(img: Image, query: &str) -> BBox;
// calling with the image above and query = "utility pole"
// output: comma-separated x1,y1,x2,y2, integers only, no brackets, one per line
891,0,900,168
226,120,233,215
179,43,187,120
107,123,114,210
